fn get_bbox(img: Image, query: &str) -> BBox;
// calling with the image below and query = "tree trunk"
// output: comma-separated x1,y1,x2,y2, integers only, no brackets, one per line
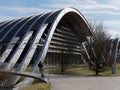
96,62,99,75
96,69,99,75
111,64,116,74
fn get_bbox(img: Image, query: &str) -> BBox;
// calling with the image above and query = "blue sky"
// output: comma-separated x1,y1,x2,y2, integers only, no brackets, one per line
0,0,120,38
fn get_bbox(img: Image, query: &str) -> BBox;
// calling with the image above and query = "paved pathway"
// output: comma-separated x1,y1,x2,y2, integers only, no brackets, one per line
50,74,120,90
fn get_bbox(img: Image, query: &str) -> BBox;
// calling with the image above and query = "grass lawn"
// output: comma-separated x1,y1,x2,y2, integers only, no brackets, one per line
66,65,112,76
19,83,51,90
115,64,120,76
17,67,51,90
49,64,120,76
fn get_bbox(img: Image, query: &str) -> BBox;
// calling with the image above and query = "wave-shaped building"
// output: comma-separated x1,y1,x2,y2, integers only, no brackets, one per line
1,7,119,89
0,7,95,89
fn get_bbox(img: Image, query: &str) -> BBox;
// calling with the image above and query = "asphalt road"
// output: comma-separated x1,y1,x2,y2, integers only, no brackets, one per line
50,74,120,90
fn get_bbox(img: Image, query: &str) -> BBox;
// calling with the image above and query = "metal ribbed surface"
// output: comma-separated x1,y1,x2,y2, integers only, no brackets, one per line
0,8,94,88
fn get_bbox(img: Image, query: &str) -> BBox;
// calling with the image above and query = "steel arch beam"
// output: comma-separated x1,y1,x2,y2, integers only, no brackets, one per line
0,7,95,88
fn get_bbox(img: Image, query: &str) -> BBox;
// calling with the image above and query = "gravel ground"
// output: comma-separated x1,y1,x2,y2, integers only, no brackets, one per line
50,74,120,90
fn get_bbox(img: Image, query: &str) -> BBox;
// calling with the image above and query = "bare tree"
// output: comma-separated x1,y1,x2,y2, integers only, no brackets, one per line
88,20,111,75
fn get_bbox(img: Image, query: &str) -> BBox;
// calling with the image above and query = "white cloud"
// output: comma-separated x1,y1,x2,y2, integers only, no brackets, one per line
54,0,97,4
108,0,120,5
104,20,120,29
84,0,97,4
0,6,50,13
104,20,120,25
46,1,120,16
82,10,120,15
49,3,119,11
103,20,120,38
108,30,120,38
55,0,78,3
0,0,119,17
0,16,14,21
0,6,51,21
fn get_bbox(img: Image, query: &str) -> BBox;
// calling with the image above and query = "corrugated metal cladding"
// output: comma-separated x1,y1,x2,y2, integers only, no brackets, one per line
0,8,94,87
0,7,94,65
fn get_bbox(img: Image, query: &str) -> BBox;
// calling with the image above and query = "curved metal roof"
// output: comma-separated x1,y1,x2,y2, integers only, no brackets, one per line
0,7,95,88
0,7,93,43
